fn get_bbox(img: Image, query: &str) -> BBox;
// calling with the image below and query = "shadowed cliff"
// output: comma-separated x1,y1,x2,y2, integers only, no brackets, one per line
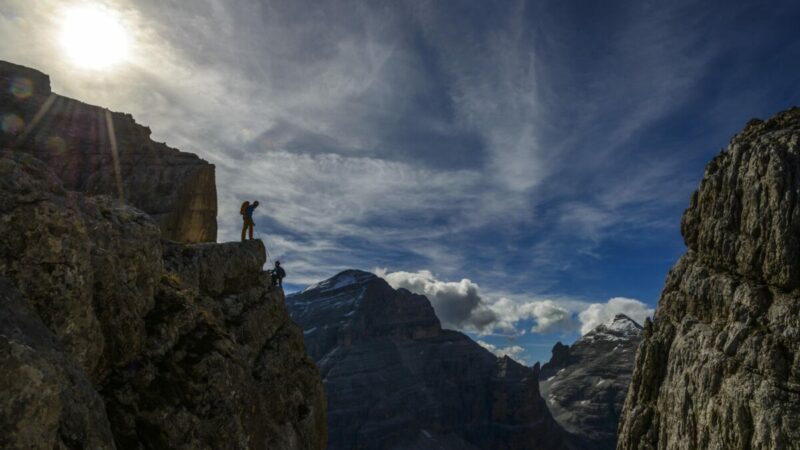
0,62,326,449
0,150,326,450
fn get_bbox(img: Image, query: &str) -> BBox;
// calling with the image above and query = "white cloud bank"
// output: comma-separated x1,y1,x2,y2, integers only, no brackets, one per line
476,340,525,360
377,269,654,338
376,269,498,333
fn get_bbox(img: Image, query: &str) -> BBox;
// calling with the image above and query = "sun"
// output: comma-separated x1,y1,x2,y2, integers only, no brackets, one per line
59,4,131,70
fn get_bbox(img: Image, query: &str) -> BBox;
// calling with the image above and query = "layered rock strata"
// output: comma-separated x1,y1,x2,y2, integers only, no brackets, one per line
288,270,568,450
0,60,216,243
0,152,326,449
539,315,643,450
617,108,800,450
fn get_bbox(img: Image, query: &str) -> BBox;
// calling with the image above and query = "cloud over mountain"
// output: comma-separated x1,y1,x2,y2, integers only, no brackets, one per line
378,269,652,341
376,269,498,332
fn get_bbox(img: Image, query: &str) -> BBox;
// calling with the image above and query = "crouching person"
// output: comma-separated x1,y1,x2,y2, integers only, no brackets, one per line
271,261,286,287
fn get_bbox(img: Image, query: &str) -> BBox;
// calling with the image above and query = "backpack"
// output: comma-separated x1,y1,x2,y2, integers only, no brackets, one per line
240,201,250,215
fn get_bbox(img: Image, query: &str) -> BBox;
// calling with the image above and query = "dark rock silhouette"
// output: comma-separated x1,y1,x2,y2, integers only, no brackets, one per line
0,60,216,243
617,108,800,450
287,270,568,450
539,314,643,450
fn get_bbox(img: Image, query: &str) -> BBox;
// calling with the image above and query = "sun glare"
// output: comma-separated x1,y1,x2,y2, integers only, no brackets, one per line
59,5,131,70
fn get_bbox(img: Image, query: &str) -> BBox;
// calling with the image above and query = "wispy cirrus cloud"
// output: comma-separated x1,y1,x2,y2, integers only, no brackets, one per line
3,0,799,363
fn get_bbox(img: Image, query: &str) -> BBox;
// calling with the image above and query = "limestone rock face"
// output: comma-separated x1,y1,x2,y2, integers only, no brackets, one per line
0,151,162,380
0,151,326,449
617,108,800,450
288,270,568,450
0,60,216,243
539,315,643,450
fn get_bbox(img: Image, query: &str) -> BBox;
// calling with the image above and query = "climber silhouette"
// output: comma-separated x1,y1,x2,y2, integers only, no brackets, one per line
240,200,259,241
272,261,286,287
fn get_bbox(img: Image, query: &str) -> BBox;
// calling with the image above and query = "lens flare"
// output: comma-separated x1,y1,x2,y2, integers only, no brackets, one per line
46,136,67,155
59,5,131,70
1,114,24,135
9,77,33,99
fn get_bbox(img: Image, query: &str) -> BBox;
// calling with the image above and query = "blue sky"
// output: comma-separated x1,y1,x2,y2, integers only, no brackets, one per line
2,0,799,364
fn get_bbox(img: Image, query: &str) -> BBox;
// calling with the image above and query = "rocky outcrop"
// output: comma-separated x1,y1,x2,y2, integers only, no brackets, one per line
103,240,326,450
0,61,216,243
617,108,800,450
288,270,568,450
0,151,326,449
539,315,643,450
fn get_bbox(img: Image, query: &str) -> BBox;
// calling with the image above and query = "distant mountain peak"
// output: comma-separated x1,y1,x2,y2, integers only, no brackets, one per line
606,314,643,332
579,315,643,344
539,314,644,449
299,269,377,294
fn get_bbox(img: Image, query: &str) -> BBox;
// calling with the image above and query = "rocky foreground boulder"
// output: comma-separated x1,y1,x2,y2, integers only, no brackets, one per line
539,315,643,450
618,108,800,450
287,270,568,450
0,151,326,449
0,61,216,243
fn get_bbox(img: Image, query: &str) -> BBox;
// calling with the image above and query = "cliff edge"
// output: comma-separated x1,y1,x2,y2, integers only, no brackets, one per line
617,108,800,450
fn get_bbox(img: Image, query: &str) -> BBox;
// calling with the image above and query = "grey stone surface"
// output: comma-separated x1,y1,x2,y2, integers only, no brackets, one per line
617,108,800,450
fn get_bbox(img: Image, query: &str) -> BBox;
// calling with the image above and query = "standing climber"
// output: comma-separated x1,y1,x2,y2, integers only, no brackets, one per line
272,261,286,287
240,200,259,241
